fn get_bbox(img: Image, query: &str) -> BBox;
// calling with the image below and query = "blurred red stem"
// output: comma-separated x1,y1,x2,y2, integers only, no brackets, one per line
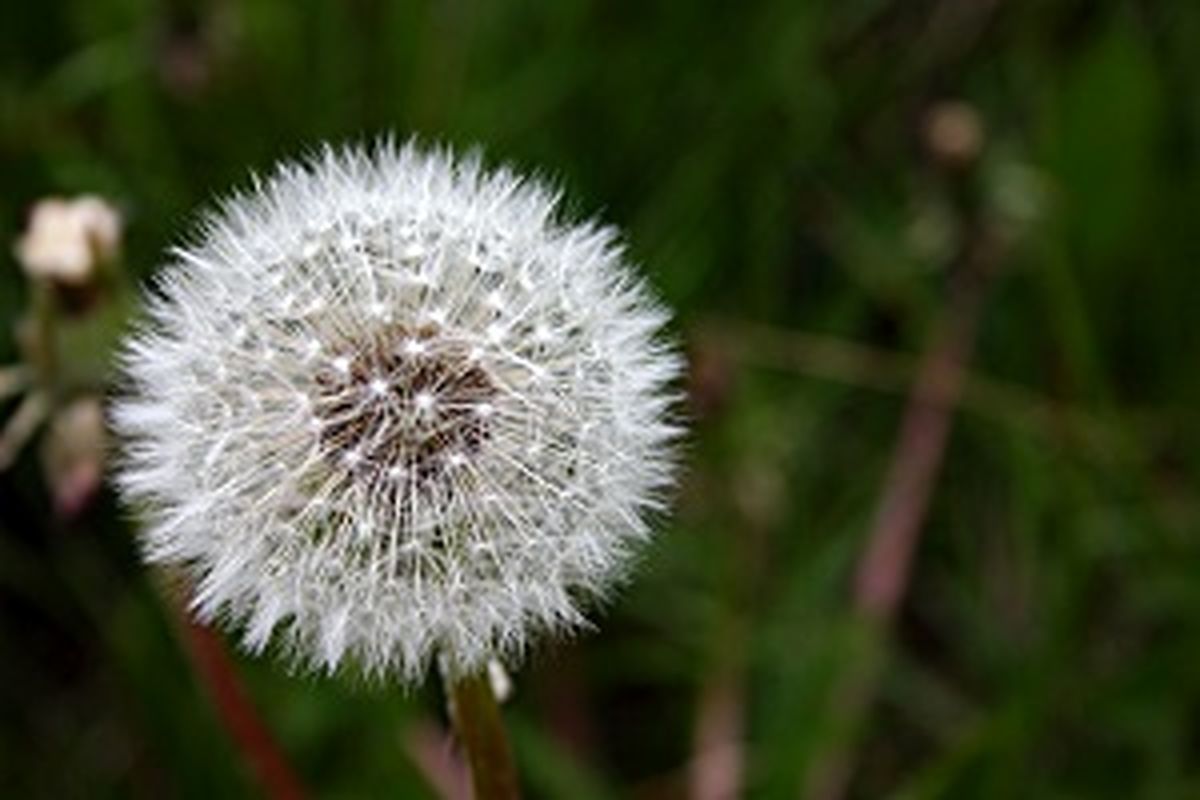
810,230,1002,800
689,667,745,800
176,613,307,800
853,264,989,622
404,718,470,800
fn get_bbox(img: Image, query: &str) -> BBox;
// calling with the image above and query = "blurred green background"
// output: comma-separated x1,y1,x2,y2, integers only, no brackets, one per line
2,0,1200,797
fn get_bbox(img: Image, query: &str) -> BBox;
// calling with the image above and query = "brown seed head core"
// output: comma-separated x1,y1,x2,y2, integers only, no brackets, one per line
312,324,496,484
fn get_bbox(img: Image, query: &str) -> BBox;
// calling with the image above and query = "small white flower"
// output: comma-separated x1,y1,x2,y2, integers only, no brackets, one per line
113,141,681,682
15,195,122,284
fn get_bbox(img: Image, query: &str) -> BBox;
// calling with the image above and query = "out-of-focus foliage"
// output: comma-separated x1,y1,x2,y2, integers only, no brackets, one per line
2,1,1199,798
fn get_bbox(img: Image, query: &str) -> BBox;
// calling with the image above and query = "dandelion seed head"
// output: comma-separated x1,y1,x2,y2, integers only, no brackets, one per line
112,140,682,682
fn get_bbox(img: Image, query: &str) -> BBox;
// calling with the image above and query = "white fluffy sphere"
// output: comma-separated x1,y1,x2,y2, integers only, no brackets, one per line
113,141,681,681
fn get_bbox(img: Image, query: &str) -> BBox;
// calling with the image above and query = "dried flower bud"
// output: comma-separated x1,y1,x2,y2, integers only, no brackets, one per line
14,196,122,285
113,141,682,681
923,101,985,170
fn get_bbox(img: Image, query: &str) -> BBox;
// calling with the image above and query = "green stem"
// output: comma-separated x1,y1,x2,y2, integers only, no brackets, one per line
29,279,60,396
447,667,520,800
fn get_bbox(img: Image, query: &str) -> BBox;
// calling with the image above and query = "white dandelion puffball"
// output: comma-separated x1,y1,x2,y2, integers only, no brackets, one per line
113,141,681,682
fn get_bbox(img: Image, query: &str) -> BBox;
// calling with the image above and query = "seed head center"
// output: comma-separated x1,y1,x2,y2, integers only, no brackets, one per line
312,325,496,482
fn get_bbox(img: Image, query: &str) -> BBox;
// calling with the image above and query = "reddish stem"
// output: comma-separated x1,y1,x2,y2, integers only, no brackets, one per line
853,264,989,623
176,612,308,800
404,718,470,800
809,229,1003,800
689,668,745,800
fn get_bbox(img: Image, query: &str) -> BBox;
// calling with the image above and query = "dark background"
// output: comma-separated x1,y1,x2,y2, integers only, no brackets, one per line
2,1,1200,797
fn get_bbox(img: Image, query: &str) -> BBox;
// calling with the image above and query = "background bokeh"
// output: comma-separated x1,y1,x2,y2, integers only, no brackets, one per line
3,1,1200,797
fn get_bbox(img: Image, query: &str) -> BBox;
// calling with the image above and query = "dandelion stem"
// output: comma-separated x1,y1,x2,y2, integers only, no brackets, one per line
29,279,60,394
447,668,520,800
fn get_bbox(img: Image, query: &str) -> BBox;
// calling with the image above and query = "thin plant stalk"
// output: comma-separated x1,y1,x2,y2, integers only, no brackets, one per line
156,572,308,800
806,224,1006,800
447,669,520,800
179,616,308,800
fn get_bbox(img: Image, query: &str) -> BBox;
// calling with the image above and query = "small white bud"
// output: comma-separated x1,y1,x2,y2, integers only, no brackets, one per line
15,196,122,285
488,659,513,704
